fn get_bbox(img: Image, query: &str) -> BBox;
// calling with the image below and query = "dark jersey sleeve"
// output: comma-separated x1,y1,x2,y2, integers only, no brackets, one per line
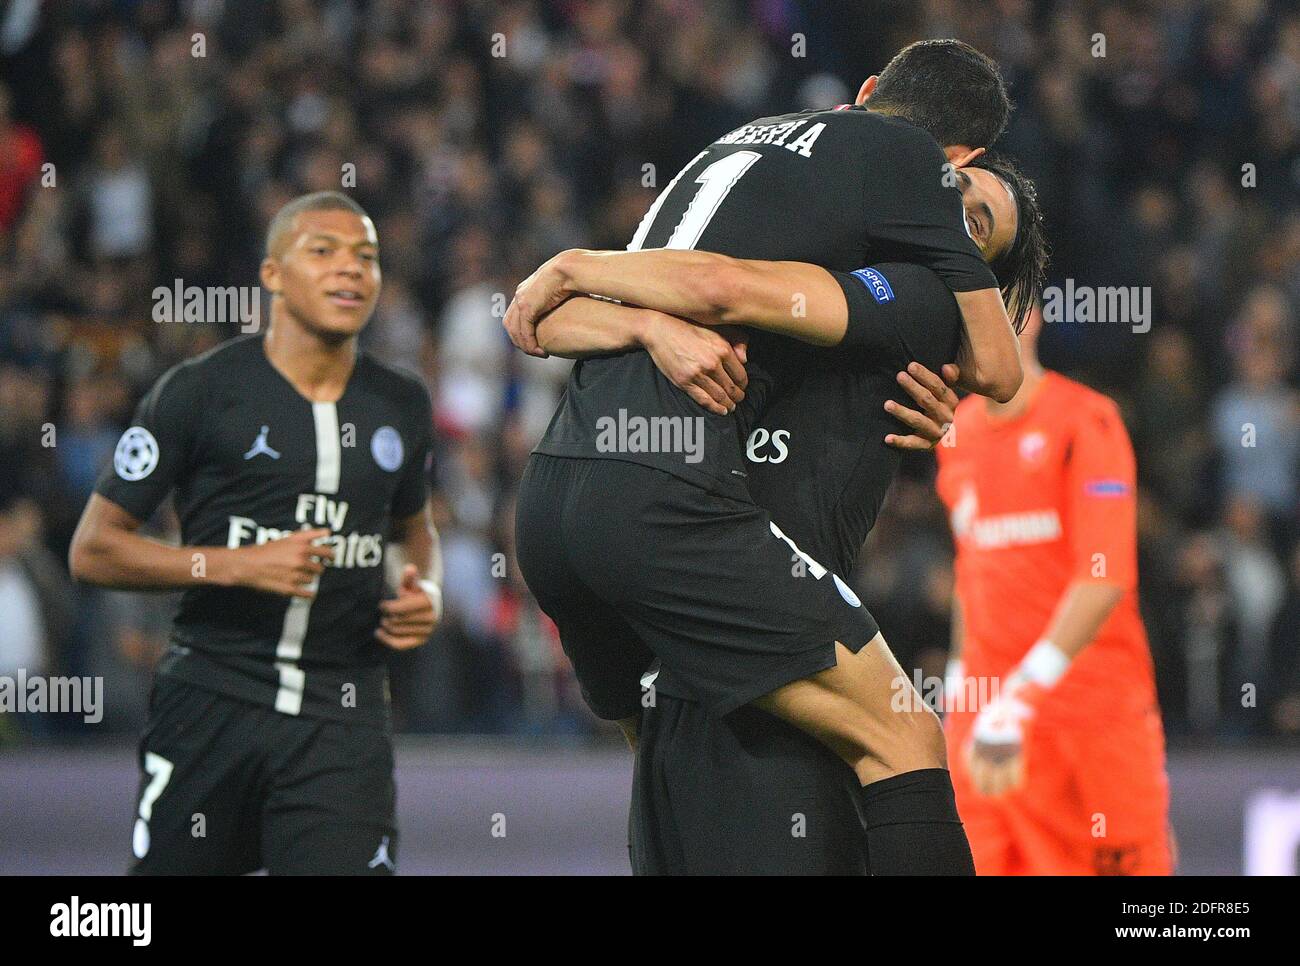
390,383,434,520
95,361,206,522
832,262,961,363
862,121,998,293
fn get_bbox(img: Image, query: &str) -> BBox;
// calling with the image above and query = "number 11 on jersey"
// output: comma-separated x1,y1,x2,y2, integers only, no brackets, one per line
628,150,762,253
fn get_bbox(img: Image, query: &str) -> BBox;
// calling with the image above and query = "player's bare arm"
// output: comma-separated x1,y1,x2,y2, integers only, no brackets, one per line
377,501,443,651
69,492,334,598
507,249,854,351
531,294,659,358
510,247,1021,406
1036,581,1127,662
507,152,1028,405
533,283,961,442
951,288,1021,402
543,252,1017,406
534,295,748,415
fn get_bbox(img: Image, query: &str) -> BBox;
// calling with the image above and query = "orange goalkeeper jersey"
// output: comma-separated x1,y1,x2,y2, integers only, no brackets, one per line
935,372,1158,725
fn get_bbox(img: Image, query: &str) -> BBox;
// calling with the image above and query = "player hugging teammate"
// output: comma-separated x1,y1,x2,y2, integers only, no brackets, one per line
509,39,1029,875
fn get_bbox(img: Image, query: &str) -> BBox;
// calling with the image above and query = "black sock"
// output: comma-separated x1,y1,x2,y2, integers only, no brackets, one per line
856,767,976,876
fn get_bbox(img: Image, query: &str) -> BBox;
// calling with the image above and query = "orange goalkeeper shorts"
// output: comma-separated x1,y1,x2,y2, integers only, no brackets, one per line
946,706,1173,875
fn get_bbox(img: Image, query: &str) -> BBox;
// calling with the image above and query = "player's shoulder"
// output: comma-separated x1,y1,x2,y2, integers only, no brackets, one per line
168,333,262,380
354,351,432,414
857,261,953,305
1050,372,1125,427
131,337,262,429
144,334,260,407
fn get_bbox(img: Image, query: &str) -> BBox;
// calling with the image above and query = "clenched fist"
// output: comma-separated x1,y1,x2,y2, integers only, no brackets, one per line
376,564,440,650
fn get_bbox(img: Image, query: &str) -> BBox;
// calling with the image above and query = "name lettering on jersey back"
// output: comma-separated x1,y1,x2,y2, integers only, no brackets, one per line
716,120,826,157
969,509,1062,550
226,493,383,569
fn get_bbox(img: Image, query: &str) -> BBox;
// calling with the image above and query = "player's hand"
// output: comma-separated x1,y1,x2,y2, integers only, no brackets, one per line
376,564,440,650
642,312,747,415
219,527,334,598
504,251,590,358
965,674,1042,796
967,735,1025,797
884,362,960,450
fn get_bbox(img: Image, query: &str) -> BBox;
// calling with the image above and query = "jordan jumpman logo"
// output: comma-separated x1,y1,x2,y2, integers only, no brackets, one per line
243,425,281,460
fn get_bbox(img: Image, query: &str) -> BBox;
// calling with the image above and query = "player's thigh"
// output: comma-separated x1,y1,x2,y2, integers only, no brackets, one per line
513,453,569,588
532,579,653,722
261,719,398,876
762,635,935,729
568,463,878,717
755,636,947,777
515,456,654,721
130,677,267,876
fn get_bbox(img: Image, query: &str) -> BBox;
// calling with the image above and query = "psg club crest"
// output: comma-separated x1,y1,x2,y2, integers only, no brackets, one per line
114,426,160,481
371,426,403,472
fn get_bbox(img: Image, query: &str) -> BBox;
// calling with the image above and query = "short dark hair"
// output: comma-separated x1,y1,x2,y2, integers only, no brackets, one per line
970,152,1048,334
265,191,371,258
869,39,1010,148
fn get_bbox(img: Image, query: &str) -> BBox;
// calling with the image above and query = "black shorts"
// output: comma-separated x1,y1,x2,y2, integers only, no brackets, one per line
630,693,868,874
514,454,879,720
130,674,397,876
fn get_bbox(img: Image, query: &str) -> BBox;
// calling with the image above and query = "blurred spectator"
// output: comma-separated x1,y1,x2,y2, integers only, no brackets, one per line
0,81,43,233
1211,285,1300,543
55,377,121,506
1133,327,1211,521
0,485,76,739
0,491,53,678
79,128,154,262
1172,533,1239,737
1218,497,1287,733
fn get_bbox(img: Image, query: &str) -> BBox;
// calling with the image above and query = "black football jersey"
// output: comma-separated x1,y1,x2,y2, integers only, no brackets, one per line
743,262,962,579
95,334,433,726
534,106,995,498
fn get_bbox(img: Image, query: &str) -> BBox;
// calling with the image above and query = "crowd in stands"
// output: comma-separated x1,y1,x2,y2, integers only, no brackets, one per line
1,0,1296,741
